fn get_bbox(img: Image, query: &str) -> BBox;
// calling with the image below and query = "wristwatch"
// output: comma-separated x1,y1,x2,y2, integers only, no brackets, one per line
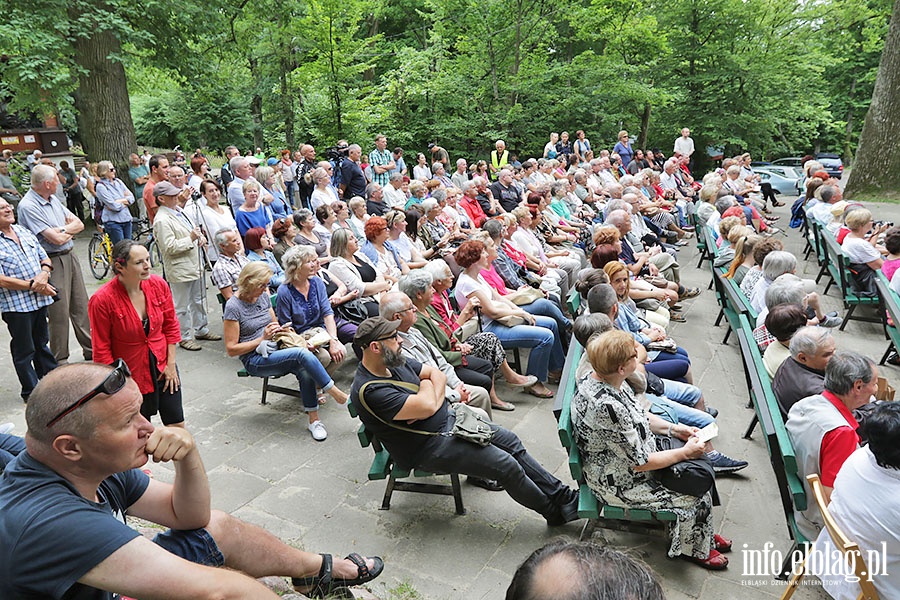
58,226,66,234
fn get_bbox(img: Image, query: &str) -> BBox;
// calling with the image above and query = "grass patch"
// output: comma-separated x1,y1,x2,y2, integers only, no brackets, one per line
385,581,423,600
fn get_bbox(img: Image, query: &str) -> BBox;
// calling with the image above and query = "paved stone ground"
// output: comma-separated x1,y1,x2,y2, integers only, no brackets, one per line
2,199,896,599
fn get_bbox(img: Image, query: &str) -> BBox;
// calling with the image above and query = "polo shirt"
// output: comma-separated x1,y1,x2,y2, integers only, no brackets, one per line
16,189,74,253
818,390,860,487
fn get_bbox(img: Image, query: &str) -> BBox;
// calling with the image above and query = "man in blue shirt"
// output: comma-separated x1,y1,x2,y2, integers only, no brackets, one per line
0,362,384,599
128,153,150,220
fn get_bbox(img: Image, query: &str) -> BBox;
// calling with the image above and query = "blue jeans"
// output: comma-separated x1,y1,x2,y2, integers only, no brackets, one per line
285,180,297,208
646,346,691,382
105,220,132,245
2,306,57,399
521,298,571,344
647,395,714,429
243,347,334,411
484,315,564,382
662,379,702,407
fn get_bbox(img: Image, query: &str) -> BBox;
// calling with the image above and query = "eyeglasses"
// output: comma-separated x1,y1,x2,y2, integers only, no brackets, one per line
46,359,131,428
375,332,399,342
397,306,416,314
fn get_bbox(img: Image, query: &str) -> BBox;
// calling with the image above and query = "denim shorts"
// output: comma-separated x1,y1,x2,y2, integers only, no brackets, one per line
153,527,225,567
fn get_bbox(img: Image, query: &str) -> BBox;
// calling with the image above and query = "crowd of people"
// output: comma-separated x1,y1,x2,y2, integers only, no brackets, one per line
0,130,896,598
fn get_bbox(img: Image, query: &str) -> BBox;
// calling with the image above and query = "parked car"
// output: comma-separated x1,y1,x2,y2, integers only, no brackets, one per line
771,156,803,168
753,165,803,195
815,153,844,179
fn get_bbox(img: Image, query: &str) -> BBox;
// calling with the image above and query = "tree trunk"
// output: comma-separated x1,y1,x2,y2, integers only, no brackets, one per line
71,27,136,176
638,102,651,149
280,49,295,149
248,57,264,150
845,0,900,198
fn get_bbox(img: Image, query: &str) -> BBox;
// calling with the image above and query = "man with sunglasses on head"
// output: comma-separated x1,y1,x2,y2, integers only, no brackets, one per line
0,362,384,599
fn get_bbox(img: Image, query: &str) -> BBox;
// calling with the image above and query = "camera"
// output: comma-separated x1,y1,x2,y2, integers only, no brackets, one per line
875,220,894,228
324,145,348,163
191,190,202,201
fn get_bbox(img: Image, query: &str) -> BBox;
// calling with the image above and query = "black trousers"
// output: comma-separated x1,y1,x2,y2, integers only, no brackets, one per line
454,354,494,394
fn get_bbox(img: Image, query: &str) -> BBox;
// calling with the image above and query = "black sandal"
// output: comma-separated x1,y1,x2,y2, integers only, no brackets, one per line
293,553,385,598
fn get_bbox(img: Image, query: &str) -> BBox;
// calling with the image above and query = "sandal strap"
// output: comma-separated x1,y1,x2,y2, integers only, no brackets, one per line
292,553,333,588
344,552,369,579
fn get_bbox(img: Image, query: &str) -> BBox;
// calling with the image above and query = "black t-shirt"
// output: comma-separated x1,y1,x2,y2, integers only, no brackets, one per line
491,182,520,213
340,161,367,199
349,359,450,469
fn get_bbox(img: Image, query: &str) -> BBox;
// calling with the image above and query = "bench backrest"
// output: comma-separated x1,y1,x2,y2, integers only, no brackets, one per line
877,272,898,330
819,227,849,292
737,313,808,542
720,271,757,323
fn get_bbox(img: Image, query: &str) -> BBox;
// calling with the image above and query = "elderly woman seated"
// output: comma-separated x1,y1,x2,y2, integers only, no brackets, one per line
361,215,407,281
454,240,565,398
754,273,841,350
224,262,349,442
327,228,389,318
603,261,693,383
275,245,355,367
244,227,285,291
572,329,732,570
762,304,808,378
293,208,330,264
841,208,888,296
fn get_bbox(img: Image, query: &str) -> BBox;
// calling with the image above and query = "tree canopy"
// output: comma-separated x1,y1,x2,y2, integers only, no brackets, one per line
0,0,891,167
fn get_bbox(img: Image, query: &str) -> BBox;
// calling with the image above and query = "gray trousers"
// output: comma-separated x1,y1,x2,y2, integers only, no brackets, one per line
169,278,209,341
48,252,92,362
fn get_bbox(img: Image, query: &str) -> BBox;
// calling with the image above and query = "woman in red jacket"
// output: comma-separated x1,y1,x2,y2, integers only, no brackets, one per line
88,239,184,426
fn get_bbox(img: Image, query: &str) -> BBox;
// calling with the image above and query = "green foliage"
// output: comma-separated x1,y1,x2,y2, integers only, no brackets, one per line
0,0,891,166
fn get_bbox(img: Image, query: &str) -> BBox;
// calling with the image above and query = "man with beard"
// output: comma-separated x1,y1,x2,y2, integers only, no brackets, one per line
349,317,580,525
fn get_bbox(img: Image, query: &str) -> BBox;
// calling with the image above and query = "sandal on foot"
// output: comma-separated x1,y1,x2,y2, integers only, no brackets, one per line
772,200,785,207
669,312,687,323
526,385,554,398
491,400,516,411
293,553,384,597
714,534,733,553
548,371,562,384
681,549,729,570
505,375,538,389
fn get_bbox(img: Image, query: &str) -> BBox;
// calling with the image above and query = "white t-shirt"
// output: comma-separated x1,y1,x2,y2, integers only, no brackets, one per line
811,447,900,600
841,236,882,265
454,272,493,322
673,135,695,157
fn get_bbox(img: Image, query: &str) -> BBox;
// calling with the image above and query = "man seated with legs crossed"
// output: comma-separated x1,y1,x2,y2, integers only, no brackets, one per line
349,316,580,526
0,362,383,599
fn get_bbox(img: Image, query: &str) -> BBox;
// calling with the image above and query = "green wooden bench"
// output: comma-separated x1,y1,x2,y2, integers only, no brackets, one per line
736,314,809,577
717,270,758,345
346,403,465,514
875,272,900,365
817,227,880,330
555,341,677,541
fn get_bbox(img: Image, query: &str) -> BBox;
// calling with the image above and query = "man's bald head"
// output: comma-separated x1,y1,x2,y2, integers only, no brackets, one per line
25,363,123,445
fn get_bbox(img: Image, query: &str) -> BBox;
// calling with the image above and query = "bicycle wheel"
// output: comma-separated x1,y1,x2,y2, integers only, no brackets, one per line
148,239,165,279
88,234,110,280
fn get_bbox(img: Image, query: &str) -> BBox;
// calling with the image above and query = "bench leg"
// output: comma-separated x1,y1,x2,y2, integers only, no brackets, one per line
380,472,397,511
450,473,466,515
261,377,269,405
707,276,714,291
823,277,834,296
839,304,856,331
714,308,725,327
743,414,758,440
777,542,807,581
722,325,732,345
696,250,706,269
579,518,598,541
880,342,895,366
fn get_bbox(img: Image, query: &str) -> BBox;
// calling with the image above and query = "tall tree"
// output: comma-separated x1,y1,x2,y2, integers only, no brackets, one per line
845,0,900,198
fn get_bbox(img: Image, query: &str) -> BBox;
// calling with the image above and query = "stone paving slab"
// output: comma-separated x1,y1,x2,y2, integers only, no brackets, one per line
4,200,899,598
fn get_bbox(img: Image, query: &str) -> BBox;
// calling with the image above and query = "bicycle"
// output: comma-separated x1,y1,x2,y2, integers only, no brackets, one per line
88,218,164,280
87,230,113,280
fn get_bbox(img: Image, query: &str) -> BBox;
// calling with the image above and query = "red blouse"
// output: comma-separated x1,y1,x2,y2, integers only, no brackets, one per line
89,275,181,394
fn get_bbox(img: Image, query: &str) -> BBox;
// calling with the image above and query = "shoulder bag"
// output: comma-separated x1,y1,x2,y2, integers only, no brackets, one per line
357,380,494,447
653,435,717,500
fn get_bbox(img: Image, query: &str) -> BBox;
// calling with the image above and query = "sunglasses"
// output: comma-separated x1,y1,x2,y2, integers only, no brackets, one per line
46,359,131,428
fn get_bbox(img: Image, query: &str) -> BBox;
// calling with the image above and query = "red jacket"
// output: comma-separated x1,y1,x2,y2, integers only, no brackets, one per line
89,275,181,394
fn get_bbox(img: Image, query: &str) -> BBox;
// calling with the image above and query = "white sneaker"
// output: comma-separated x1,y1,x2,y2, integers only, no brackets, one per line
308,420,327,441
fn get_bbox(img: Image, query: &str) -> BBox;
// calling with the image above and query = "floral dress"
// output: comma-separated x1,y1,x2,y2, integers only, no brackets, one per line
571,374,714,559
